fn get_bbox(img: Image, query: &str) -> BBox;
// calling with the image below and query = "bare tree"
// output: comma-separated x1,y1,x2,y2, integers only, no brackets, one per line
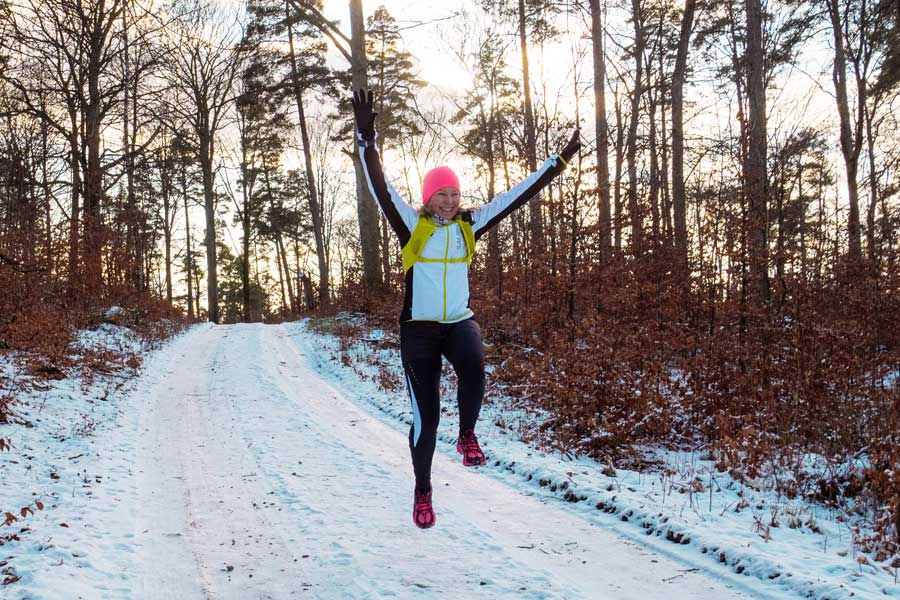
516,0,542,253
154,131,181,305
285,1,332,306
120,0,167,291
626,0,646,256
671,0,697,280
162,1,244,323
823,0,891,267
825,0,863,263
0,0,157,293
588,0,612,262
483,0,561,256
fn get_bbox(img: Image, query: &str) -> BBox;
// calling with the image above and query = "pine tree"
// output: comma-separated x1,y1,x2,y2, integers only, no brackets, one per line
247,0,338,306
364,6,425,149
234,56,290,321
364,5,425,280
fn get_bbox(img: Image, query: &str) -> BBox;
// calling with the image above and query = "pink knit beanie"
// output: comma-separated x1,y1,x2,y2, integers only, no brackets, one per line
422,166,461,204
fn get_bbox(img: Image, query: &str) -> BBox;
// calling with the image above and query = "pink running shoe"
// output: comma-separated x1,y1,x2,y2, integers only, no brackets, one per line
413,485,435,529
456,430,487,466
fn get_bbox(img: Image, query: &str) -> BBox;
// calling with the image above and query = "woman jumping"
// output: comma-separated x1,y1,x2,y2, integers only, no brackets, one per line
351,89,581,529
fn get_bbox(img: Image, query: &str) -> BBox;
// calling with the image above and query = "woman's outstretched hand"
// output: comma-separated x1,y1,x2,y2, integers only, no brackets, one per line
560,129,582,163
351,89,377,142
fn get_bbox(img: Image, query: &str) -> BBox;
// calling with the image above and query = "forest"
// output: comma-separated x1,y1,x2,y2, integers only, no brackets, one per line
0,0,898,558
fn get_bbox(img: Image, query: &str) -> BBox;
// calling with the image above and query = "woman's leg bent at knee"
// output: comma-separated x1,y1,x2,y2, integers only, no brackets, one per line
442,318,486,433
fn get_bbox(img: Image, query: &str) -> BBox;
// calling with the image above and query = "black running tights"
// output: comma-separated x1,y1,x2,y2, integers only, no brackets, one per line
400,318,485,489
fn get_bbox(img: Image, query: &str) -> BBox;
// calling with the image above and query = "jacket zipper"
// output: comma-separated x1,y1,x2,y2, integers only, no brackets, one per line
442,226,450,320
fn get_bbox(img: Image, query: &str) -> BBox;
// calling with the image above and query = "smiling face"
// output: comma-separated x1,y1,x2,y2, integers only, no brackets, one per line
426,186,461,220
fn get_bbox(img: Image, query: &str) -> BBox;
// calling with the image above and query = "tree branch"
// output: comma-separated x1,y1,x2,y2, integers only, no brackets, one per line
0,252,47,273
286,0,352,63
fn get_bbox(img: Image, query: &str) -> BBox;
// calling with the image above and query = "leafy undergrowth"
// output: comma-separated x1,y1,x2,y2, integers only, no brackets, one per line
300,310,900,599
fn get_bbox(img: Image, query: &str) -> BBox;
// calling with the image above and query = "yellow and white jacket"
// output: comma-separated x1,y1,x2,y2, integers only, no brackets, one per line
359,139,568,323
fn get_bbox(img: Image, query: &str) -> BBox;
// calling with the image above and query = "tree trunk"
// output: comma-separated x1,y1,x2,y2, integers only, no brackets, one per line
659,76,672,246
648,77,660,245
626,0,645,256
287,4,330,305
299,272,314,310
67,123,81,294
589,0,612,262
540,89,557,275
274,237,287,313
240,181,251,322
381,217,391,283
276,233,297,313
671,0,695,279
162,160,173,305
183,161,195,320
745,0,770,303
40,110,53,274
349,0,383,291
613,89,624,252
132,48,144,292
497,130,519,259
83,78,104,294
200,129,219,323
864,102,878,270
195,257,202,318
799,156,807,280
881,170,893,275
815,166,825,282
775,165,786,298
725,0,752,306
826,0,863,263
485,107,501,305
123,9,141,292
568,64,583,320
518,0,543,255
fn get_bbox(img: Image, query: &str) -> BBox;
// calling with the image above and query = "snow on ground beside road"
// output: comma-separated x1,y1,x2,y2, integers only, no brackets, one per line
0,322,171,597
0,318,895,599
287,317,900,600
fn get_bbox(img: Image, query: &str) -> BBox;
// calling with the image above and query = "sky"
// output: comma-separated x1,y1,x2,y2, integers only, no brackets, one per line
321,1,478,93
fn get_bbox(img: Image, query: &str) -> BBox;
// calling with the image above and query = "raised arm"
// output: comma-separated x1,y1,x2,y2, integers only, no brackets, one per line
472,130,582,239
352,89,418,244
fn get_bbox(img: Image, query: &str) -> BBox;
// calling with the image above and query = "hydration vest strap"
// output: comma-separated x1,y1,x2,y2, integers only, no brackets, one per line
402,216,475,273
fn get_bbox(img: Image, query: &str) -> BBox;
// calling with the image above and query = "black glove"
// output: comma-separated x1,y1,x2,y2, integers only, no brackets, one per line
351,89,377,142
559,129,582,164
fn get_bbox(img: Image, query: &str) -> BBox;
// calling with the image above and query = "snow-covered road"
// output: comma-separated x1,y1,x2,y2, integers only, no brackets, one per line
122,323,765,599
6,322,794,599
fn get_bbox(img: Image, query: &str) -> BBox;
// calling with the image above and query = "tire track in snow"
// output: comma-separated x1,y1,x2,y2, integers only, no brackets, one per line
134,324,310,598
